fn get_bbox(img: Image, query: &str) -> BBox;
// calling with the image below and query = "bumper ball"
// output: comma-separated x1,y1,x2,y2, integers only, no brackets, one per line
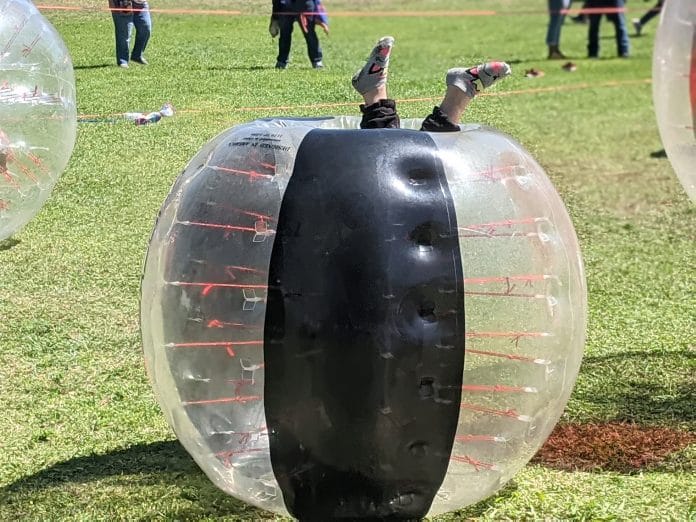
141,117,587,519
0,0,77,240
653,0,696,201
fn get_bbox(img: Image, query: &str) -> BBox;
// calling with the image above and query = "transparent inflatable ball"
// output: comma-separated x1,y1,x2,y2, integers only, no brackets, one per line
0,0,77,240
141,117,587,519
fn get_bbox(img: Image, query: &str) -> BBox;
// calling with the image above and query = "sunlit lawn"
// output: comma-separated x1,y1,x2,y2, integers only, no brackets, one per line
0,0,693,519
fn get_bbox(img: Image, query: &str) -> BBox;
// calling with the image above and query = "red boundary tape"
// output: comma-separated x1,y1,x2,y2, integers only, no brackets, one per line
35,4,649,17
77,78,651,122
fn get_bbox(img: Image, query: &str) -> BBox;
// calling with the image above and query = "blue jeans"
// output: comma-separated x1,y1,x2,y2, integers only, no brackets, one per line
111,2,152,65
586,0,629,57
546,0,570,45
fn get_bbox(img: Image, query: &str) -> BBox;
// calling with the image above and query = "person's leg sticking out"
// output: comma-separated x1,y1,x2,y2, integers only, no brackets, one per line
422,61,512,132
352,36,399,129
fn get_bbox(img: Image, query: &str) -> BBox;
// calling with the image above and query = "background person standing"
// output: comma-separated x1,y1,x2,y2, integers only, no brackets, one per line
109,0,152,68
547,0,571,59
585,0,630,58
270,0,327,69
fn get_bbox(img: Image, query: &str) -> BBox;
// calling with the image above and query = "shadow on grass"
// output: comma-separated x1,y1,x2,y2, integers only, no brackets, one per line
0,440,273,518
0,439,518,518
527,349,696,473
449,481,519,519
2,350,690,513
579,350,695,424
1,440,191,492
73,64,113,70
0,237,20,250
650,148,667,158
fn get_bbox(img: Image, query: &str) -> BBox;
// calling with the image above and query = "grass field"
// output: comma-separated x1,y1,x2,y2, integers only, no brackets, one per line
1,0,694,519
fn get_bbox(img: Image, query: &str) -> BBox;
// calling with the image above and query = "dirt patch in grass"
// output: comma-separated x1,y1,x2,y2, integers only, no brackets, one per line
532,422,695,473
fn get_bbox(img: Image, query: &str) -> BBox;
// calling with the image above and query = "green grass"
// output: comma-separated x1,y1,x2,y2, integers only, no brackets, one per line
1,0,694,519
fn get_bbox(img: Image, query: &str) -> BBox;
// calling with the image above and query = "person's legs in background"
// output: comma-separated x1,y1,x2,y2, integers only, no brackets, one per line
276,14,295,69
546,0,569,59
608,0,630,57
301,19,323,68
633,0,664,36
587,7,602,57
111,12,132,67
130,1,152,64
641,0,664,26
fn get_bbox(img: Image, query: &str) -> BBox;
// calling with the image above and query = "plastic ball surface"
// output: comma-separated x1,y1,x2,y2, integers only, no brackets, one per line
652,0,696,201
0,0,77,240
141,117,587,519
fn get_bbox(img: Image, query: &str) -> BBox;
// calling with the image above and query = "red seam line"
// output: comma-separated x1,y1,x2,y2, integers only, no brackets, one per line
210,165,274,179
183,395,261,406
464,291,542,298
225,208,275,222
457,232,539,238
462,384,534,393
173,282,268,289
466,331,549,337
449,454,495,470
169,340,263,347
466,349,540,363
460,402,526,419
455,434,500,442
460,217,542,229
215,447,265,458
226,264,267,274
463,275,548,284
208,320,262,329
182,221,257,233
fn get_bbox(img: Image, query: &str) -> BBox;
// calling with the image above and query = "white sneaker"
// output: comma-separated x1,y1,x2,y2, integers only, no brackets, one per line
351,36,394,95
447,62,512,97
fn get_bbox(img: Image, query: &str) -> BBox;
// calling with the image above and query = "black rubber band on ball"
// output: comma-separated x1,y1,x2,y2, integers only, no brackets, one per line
263,128,465,520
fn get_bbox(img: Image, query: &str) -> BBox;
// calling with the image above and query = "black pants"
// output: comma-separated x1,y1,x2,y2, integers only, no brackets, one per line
639,0,664,26
359,99,460,132
277,13,322,66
